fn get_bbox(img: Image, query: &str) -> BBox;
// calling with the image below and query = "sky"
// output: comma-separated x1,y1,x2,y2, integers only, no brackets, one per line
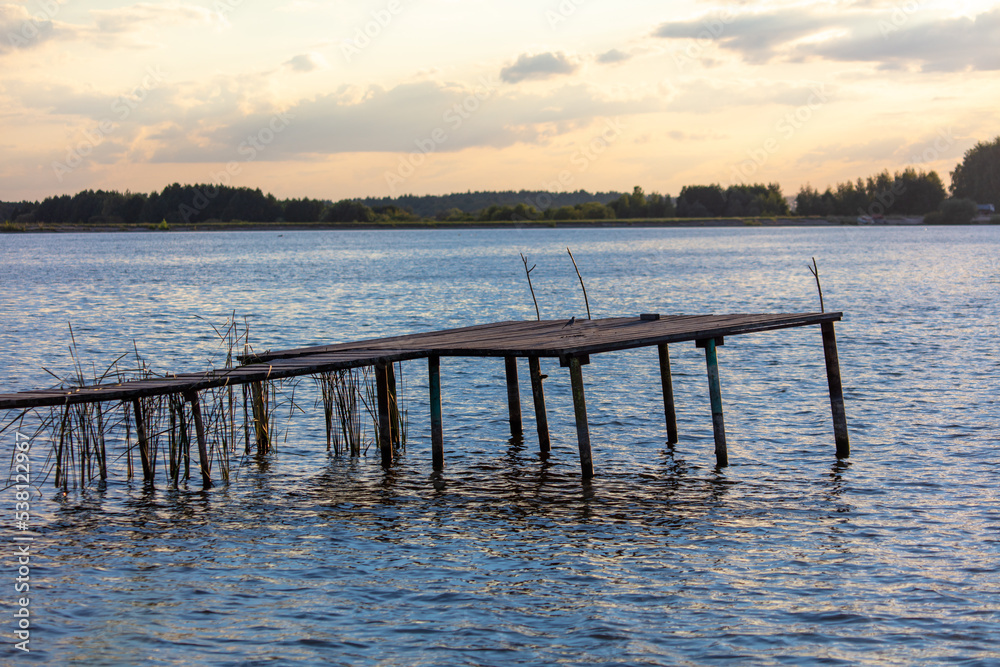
1,0,998,202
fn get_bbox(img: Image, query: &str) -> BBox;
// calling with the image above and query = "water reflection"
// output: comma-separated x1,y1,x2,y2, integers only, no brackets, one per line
4,226,1000,665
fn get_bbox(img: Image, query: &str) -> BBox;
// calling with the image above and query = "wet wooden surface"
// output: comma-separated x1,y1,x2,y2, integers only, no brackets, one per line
0,313,841,410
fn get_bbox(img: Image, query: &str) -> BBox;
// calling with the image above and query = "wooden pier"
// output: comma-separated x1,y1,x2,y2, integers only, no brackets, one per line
0,313,849,483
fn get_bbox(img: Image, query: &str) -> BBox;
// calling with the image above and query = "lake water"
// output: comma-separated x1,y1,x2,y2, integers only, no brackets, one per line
1,225,998,665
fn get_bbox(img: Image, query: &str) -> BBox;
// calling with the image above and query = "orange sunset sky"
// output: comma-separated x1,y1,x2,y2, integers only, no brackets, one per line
2,0,998,202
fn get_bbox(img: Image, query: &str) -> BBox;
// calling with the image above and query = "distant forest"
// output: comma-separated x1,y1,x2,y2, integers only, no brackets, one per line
360,190,624,218
3,135,999,225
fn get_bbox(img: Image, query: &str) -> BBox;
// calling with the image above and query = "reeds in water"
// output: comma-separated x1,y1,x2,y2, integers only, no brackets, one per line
316,369,366,456
3,317,409,490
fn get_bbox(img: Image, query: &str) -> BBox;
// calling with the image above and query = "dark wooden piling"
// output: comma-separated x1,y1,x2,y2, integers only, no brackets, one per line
821,321,850,458
375,362,392,467
698,337,728,467
249,381,269,454
528,356,550,454
428,355,444,470
131,398,153,482
658,343,678,444
1,312,850,484
567,356,594,479
184,390,213,488
504,356,523,438
386,362,400,447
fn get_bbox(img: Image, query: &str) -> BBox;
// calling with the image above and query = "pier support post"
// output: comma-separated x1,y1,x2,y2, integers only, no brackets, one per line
386,362,400,447
375,362,392,468
132,398,153,482
698,337,728,467
184,390,213,488
658,343,678,444
504,356,523,438
821,322,850,458
528,357,550,454
428,355,444,470
568,356,595,479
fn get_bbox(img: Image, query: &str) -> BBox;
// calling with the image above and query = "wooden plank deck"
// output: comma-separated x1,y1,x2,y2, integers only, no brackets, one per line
0,313,840,410
0,312,850,480
249,312,842,361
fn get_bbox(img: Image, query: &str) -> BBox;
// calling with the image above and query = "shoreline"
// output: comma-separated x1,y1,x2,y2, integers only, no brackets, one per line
0,216,947,234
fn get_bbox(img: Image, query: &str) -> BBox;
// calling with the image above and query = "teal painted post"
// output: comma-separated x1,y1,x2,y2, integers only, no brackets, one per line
504,356,523,438
658,343,678,444
375,362,392,468
528,356,550,454
702,338,729,467
821,322,850,458
429,355,444,470
568,356,595,479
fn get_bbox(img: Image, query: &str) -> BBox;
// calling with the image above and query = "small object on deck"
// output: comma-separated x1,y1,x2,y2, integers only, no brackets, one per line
562,316,576,328
640,313,660,321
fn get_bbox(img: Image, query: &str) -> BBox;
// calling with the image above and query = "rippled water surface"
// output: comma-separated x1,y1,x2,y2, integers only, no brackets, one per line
1,226,998,665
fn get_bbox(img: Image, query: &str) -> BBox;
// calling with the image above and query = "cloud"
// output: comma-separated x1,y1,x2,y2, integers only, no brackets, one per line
596,48,631,65
89,2,218,34
654,6,1000,72
284,53,325,72
667,78,834,113
794,136,907,167
500,52,579,83
2,1,223,55
668,130,727,142
146,78,663,163
800,8,1000,72
654,9,840,64
276,0,321,12
0,4,58,54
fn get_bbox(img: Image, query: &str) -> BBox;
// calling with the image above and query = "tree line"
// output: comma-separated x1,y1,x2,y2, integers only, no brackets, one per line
360,189,624,218
3,135,997,224
2,183,788,225
795,168,946,217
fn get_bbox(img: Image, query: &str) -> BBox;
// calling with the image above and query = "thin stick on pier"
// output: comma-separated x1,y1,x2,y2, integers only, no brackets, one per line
808,257,825,313
520,253,541,321
567,248,591,320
